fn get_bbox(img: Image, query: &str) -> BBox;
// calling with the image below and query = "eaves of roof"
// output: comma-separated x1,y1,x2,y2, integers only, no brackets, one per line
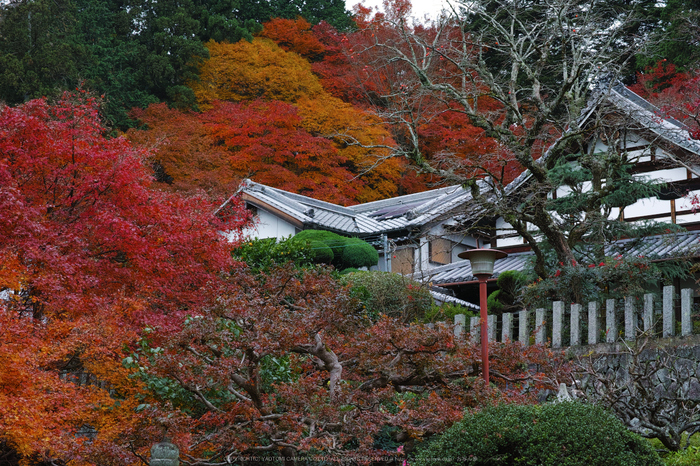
234,179,478,237
608,85,700,156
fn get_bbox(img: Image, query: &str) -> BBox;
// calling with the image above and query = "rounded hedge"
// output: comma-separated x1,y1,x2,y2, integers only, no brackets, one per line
294,230,378,270
308,240,334,264
341,237,379,269
413,402,663,466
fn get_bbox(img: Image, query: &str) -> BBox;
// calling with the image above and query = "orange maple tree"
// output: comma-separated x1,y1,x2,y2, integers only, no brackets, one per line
191,38,326,107
129,100,361,204
180,35,432,202
203,99,360,203
127,103,235,197
261,17,327,61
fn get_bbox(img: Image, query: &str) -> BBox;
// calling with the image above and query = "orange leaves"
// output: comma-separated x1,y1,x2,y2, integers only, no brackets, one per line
205,100,358,203
130,100,361,204
191,39,325,108
295,96,414,202
132,33,430,203
128,103,235,197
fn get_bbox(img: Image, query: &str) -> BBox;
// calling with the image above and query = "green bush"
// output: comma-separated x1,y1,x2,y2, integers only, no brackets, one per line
232,236,314,271
342,271,433,322
341,237,379,269
423,302,476,323
308,240,333,264
487,270,527,314
295,230,378,270
664,446,700,466
295,230,346,261
413,402,663,466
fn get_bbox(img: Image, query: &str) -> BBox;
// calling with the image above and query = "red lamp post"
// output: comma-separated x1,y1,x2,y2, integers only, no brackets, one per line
458,248,507,385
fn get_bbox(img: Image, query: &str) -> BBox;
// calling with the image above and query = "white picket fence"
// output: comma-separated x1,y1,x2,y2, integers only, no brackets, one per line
454,285,696,348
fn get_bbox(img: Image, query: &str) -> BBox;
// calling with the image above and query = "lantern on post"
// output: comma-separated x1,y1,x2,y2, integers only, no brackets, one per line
150,438,179,466
458,248,507,385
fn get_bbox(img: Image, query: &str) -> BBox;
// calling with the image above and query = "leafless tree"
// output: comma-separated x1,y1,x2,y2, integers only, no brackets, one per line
353,0,668,277
573,336,700,451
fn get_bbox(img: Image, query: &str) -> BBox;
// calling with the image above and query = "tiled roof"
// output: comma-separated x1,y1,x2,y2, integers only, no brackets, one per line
609,85,700,156
424,230,700,285
226,179,476,237
424,251,533,285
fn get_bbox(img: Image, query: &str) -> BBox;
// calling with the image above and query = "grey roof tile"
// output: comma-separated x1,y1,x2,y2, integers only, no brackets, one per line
231,179,473,237
424,231,700,285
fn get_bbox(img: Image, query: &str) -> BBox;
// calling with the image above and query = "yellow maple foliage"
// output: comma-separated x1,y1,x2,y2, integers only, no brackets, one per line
192,39,325,108
188,39,429,203
295,95,410,203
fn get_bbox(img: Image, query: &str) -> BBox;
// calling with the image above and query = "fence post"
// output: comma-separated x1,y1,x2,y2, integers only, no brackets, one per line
663,285,675,338
682,288,692,337
535,308,547,345
519,309,529,346
588,301,599,345
470,316,480,343
502,312,513,342
643,293,654,334
552,301,563,348
488,314,496,342
625,296,636,340
606,299,617,343
454,314,465,338
571,303,581,346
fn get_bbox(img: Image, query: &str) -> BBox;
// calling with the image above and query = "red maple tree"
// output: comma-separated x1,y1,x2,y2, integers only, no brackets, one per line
0,92,248,464
131,262,569,465
630,61,700,139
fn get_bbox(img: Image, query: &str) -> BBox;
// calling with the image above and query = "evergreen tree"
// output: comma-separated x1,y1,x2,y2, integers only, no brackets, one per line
236,0,353,31
637,0,700,70
0,0,84,103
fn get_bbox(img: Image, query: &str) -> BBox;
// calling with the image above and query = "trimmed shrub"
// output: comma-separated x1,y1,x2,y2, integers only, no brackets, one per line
295,229,378,270
342,271,433,322
295,230,346,261
308,240,333,264
413,402,663,466
341,237,379,269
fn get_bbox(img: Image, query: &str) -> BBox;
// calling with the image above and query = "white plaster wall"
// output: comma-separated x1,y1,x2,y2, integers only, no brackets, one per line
495,217,522,247
498,236,525,247
622,133,650,147
635,167,687,183
677,213,700,224
242,208,297,240
624,197,671,219
418,237,430,273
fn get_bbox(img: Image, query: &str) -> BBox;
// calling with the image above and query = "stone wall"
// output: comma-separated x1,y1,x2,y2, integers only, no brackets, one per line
568,334,700,402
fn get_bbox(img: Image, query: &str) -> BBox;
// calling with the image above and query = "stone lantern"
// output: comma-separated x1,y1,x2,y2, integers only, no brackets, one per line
150,438,179,466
